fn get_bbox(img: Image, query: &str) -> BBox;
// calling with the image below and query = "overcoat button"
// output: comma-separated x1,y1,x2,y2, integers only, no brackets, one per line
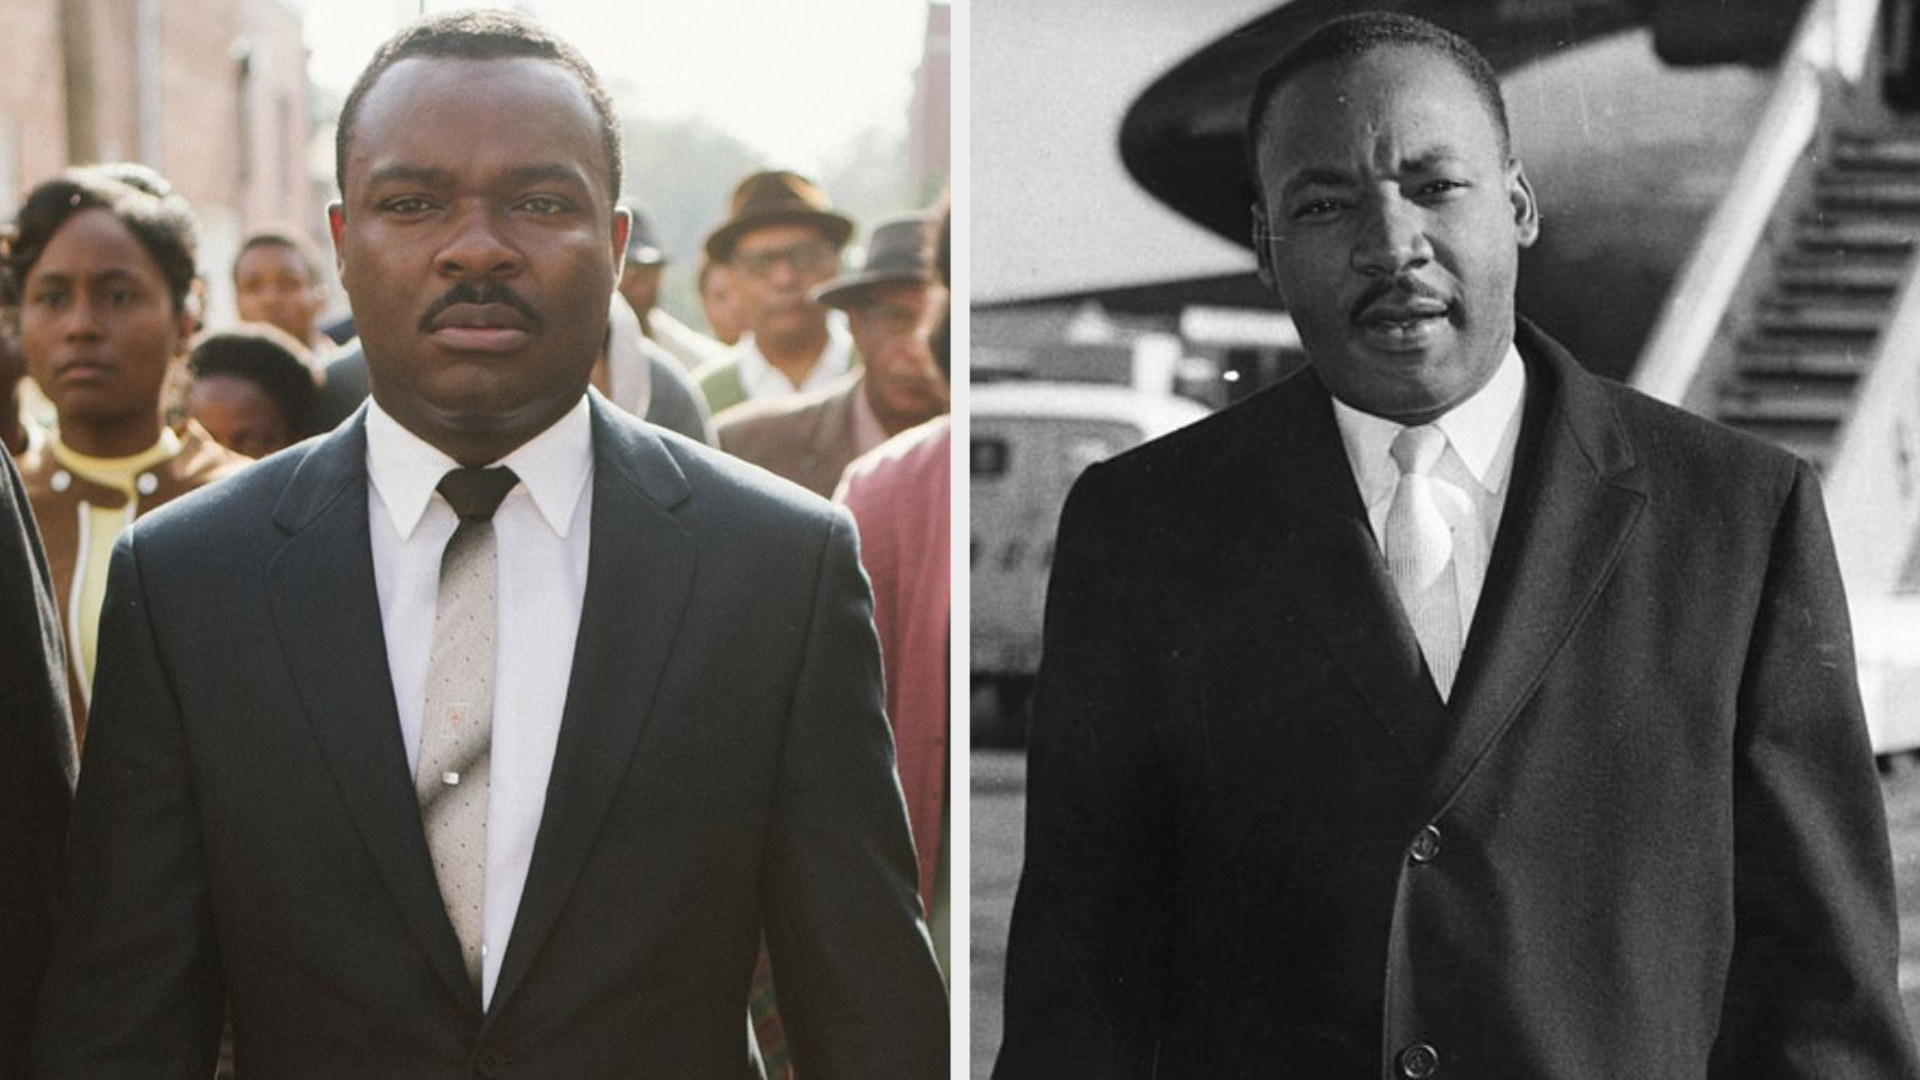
50,470,71,493
473,1045,509,1078
1409,824,1443,864
1398,1042,1440,1078
135,472,159,496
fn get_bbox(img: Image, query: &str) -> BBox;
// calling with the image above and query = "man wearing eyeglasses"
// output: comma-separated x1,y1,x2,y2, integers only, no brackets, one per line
713,212,946,498
693,170,856,415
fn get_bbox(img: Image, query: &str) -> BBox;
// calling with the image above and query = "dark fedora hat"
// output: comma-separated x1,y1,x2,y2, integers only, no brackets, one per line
624,209,668,266
811,212,934,310
703,170,856,262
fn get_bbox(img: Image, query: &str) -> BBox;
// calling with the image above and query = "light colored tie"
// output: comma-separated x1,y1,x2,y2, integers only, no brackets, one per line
417,466,518,990
1385,426,1463,699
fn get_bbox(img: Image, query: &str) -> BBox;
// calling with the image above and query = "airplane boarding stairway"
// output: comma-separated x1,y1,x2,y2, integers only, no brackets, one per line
1636,0,1920,755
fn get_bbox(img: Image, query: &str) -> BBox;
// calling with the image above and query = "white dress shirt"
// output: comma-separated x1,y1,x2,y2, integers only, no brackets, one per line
734,311,855,402
365,395,593,1009
1332,346,1527,646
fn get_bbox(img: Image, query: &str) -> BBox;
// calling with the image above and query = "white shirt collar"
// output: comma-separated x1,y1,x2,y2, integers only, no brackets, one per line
364,394,594,541
1331,343,1527,506
733,312,854,401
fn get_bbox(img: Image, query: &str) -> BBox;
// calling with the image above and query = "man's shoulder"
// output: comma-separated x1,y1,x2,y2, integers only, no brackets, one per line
712,378,849,449
1591,372,1804,474
596,398,843,534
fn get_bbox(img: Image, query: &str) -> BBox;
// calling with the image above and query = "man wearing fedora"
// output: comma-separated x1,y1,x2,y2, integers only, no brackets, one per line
616,209,729,374
694,170,856,415
714,213,946,498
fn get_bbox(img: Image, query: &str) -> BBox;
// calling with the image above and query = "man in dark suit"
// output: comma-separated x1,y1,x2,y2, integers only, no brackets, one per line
995,13,1918,1079
35,11,945,1078
0,443,75,1078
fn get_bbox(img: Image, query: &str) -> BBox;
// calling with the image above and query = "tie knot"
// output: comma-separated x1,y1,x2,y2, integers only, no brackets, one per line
438,466,519,523
1390,425,1447,477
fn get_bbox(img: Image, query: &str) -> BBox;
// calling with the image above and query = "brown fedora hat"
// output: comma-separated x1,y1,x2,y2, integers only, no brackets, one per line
703,170,856,262
811,212,934,310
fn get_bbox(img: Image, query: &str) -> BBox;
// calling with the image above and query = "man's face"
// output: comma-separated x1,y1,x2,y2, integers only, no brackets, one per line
700,262,746,344
850,281,947,431
329,56,627,464
234,243,327,346
617,261,662,319
729,224,838,342
1253,46,1537,423
19,207,192,430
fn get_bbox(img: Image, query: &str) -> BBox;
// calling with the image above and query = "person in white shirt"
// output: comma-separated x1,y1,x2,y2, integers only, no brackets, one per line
692,170,856,414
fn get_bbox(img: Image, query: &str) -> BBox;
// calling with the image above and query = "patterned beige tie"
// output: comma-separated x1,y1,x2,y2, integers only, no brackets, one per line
417,465,518,990
1384,426,1463,700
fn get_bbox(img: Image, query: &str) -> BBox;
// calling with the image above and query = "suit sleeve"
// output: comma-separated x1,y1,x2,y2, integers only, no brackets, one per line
1711,460,1920,1076
33,533,224,1079
761,508,949,1079
994,463,1176,1080
0,449,74,1078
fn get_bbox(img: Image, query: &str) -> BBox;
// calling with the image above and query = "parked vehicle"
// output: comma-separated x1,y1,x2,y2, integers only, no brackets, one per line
970,381,1210,744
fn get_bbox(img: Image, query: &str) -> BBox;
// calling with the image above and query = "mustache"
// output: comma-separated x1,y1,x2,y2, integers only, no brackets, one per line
417,282,545,333
1350,276,1450,322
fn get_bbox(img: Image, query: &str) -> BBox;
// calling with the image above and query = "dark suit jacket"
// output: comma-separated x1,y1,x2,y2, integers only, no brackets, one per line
35,394,946,1078
995,320,1918,1079
0,448,74,1079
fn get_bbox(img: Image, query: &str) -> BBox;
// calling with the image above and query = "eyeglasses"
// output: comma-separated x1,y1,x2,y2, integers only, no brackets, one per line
733,240,837,280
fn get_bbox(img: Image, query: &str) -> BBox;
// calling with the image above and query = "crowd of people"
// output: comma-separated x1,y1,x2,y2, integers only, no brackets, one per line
0,8,948,1077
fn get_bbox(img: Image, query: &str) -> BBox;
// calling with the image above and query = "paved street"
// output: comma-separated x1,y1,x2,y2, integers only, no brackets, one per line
972,746,1920,1078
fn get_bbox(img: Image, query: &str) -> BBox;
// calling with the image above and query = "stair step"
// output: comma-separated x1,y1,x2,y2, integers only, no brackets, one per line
1813,183,1920,215
1715,389,1852,424
1731,340,1874,378
1832,133,1920,171
1773,260,1907,295
1752,305,1886,340
1794,219,1920,254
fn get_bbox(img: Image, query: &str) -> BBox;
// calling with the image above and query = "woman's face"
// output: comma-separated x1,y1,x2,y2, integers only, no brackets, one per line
19,207,192,435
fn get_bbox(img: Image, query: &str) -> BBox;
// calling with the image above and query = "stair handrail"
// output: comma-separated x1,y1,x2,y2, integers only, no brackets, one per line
1631,0,1872,404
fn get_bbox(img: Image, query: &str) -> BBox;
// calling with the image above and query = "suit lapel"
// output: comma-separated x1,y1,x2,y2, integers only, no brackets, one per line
266,416,479,1010
1424,324,1648,809
1237,375,1450,768
488,396,696,1014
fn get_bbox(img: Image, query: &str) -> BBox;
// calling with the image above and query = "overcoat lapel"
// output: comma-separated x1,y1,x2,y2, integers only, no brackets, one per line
1244,375,1451,768
1425,323,1648,809
488,397,696,1015
265,415,479,1011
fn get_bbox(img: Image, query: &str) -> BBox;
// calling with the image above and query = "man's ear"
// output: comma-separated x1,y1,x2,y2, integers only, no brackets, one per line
326,202,348,280
610,207,632,275
1251,201,1278,289
1508,160,1540,248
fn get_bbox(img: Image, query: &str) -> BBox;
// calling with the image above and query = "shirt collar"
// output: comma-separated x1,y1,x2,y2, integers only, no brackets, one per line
734,313,854,397
1331,343,1527,505
365,394,593,541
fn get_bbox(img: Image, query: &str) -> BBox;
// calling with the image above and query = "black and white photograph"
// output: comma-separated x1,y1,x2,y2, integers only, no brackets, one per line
974,0,1920,1075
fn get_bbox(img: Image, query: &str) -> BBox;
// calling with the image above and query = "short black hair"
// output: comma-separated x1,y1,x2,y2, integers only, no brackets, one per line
188,323,318,432
234,228,326,286
334,9,622,200
3,164,200,315
1245,12,1510,188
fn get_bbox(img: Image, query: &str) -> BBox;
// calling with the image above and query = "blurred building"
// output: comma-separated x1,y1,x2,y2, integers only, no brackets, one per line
0,0,313,321
908,1,951,201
